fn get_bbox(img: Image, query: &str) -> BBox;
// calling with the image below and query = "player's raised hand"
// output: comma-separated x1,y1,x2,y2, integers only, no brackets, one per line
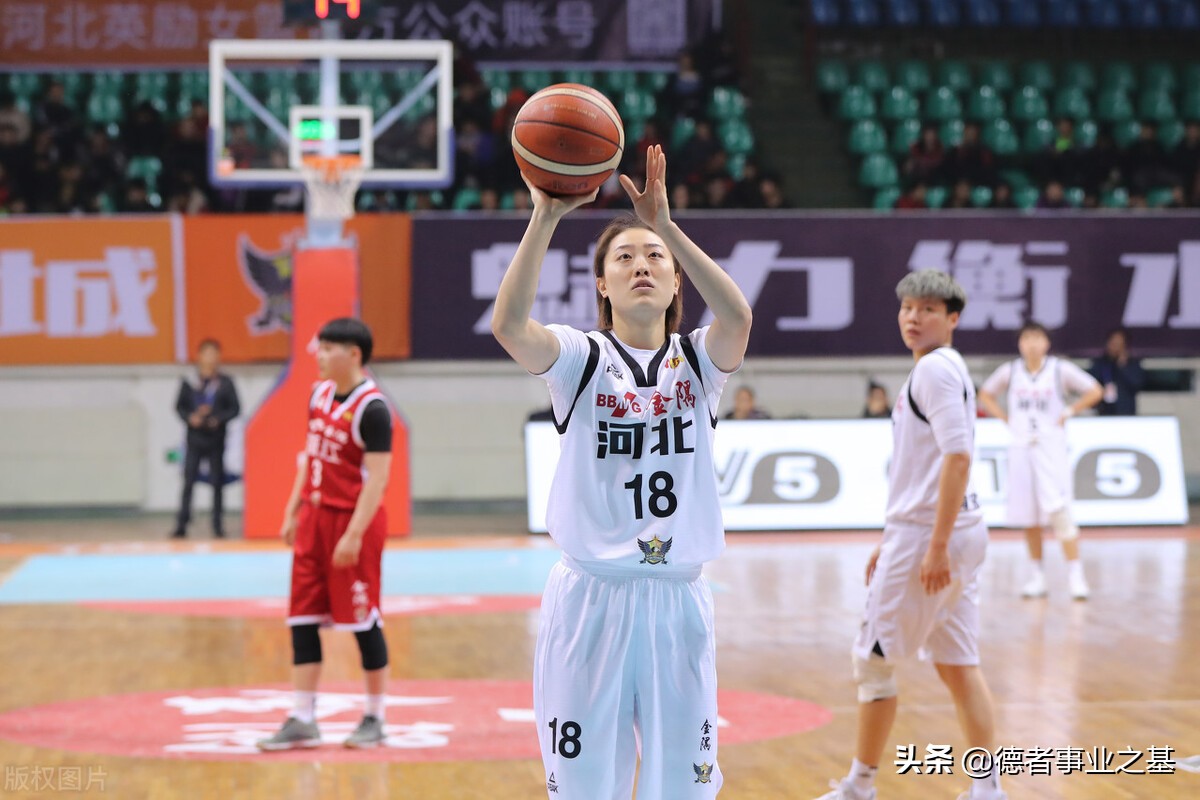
620,144,671,231
522,173,598,220
919,546,951,594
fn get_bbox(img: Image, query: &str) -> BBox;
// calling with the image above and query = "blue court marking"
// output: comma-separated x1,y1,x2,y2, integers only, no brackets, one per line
0,548,562,604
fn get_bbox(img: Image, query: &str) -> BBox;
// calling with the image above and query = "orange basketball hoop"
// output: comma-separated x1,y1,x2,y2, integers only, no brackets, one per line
300,154,365,222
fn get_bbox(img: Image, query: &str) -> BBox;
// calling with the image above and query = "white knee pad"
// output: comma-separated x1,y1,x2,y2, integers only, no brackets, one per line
1050,508,1078,541
853,652,897,703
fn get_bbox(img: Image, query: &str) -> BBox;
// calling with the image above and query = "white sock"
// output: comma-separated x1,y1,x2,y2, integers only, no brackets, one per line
293,691,316,724
365,694,386,720
970,760,1002,796
1030,560,1044,576
848,758,877,794
1068,560,1084,580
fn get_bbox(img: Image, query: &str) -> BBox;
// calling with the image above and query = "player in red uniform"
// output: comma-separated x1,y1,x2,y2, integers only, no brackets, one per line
258,318,394,751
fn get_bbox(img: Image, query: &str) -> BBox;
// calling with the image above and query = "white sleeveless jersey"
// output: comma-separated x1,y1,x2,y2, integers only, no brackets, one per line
537,324,733,571
981,357,1100,447
887,347,983,528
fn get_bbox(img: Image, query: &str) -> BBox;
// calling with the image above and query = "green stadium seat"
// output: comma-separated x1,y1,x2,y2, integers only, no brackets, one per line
1023,118,1055,153
642,72,670,93
1159,119,1185,149
7,72,40,99
1015,185,1040,209
1141,62,1176,93
1184,63,1200,93
1018,61,1055,93
967,86,1006,121
971,185,994,207
848,119,888,154
1100,62,1137,94
87,93,124,125
1010,86,1048,122
1075,119,1099,148
1179,91,1200,121
135,72,170,98
838,86,878,120
1096,90,1134,123
51,73,87,104
1146,186,1177,208
1052,86,1092,121
127,156,163,191
671,116,696,149
452,187,482,210
604,71,639,94
936,61,972,93
718,120,755,155
1060,61,1097,91
925,185,948,209
880,86,919,121
891,118,922,154
625,120,646,144
178,71,209,104
519,70,553,92
1065,186,1086,208
620,88,657,121
727,153,748,179
92,71,125,95
817,60,850,95
855,61,891,94
981,118,1019,155
708,86,747,120
895,61,932,93
481,69,512,91
1101,187,1129,208
561,69,596,87
488,86,508,112
874,187,902,210
1112,119,1142,148
1000,168,1033,189
1138,90,1177,123
977,61,1014,93
940,118,965,146
859,153,899,188
926,87,963,121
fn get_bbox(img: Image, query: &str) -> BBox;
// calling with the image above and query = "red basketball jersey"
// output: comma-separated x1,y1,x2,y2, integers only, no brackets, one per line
304,379,387,509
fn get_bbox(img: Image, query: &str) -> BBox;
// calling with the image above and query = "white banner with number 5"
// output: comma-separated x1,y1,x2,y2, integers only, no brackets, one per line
523,417,1188,532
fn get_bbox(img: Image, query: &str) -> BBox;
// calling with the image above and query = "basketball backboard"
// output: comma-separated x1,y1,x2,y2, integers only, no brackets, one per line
208,39,453,189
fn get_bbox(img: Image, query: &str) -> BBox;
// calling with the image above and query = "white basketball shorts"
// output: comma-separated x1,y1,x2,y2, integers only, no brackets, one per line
1006,441,1071,528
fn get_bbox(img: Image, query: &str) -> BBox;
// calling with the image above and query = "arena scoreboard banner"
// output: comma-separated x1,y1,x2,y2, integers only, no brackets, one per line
410,212,1200,359
523,417,1189,532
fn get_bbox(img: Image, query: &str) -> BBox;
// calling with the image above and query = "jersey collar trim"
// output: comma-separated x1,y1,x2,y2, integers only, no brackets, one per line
601,330,671,388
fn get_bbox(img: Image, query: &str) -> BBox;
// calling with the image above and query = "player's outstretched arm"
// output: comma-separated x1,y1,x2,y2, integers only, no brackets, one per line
491,176,598,374
977,389,1007,423
620,145,752,372
978,365,1009,423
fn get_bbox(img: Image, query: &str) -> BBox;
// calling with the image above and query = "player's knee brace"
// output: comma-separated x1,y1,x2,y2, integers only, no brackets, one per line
291,623,322,665
354,623,389,671
1050,508,1078,541
853,652,897,703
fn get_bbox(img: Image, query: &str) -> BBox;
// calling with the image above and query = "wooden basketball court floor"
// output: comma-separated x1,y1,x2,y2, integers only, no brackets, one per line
0,514,1197,800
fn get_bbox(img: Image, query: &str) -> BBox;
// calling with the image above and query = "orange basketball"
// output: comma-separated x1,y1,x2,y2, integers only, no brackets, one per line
511,83,625,196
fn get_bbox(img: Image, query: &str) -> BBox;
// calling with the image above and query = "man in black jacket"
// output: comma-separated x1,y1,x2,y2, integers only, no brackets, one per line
1088,327,1145,416
172,339,240,538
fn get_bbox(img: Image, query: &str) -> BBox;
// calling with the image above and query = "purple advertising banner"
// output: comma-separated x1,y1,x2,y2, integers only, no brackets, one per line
410,212,1200,359
344,0,719,62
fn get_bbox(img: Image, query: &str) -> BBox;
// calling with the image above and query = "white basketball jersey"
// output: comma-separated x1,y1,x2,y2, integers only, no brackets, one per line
538,325,732,570
887,347,983,528
982,357,1100,447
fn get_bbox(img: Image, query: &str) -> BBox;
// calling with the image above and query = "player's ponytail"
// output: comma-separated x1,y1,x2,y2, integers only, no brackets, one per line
593,216,684,336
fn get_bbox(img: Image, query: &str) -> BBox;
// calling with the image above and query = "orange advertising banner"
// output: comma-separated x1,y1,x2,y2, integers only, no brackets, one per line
0,1,311,66
0,217,180,365
183,214,412,363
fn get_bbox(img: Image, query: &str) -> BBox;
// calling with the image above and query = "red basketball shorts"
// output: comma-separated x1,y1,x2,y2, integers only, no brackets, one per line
287,504,386,631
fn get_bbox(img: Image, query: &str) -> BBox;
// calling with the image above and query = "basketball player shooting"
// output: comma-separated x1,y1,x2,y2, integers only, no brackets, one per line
491,144,752,799
257,318,394,752
819,272,1006,800
978,322,1103,599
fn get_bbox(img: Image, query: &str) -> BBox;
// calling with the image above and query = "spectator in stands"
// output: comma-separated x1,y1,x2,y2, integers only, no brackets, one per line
29,138,59,213
55,161,87,214
665,52,705,119
167,168,210,214
453,77,492,132
729,158,765,207
510,188,532,211
944,121,995,187
122,177,154,212
0,162,12,212
863,381,891,418
904,124,945,184
35,81,75,139
82,127,122,203
1126,122,1178,196
1081,130,1123,196
678,120,720,184
1037,180,1069,210
724,386,771,420
1041,118,1083,187
0,91,31,144
947,180,972,209
1172,121,1200,206
454,118,496,188
760,173,787,208
479,188,500,210
226,122,258,169
1088,328,1145,416
990,182,1017,209
894,182,928,210
170,102,211,181
670,182,693,210
703,173,733,209
124,100,167,158
0,123,30,199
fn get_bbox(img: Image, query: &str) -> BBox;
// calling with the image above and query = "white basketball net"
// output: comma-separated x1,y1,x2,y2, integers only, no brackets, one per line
300,156,365,222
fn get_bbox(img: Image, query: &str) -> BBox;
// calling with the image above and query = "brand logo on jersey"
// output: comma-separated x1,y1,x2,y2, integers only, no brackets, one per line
546,772,559,793
606,363,625,380
597,392,642,417
663,356,683,370
637,535,672,565
693,762,713,783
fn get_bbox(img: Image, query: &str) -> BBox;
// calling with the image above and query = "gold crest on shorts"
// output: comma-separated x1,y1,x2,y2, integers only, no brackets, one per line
637,535,672,565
